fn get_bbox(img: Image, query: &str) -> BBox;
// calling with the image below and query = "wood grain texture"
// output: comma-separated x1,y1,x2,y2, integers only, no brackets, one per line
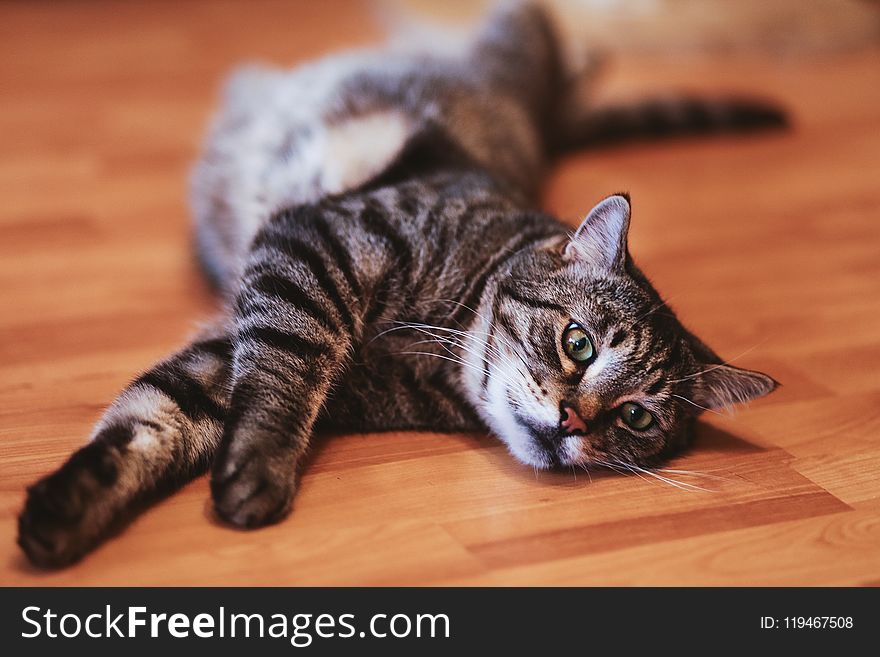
1,0,879,586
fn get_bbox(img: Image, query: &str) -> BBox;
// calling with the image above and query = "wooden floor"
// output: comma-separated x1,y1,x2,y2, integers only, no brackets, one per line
2,1,879,586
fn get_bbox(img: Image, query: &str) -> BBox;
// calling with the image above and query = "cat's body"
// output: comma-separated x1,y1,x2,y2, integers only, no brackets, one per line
18,2,782,567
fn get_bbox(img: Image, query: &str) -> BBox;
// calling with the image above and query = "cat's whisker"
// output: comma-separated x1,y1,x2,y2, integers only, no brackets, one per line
394,350,522,393
386,321,510,359
444,329,512,365
382,323,482,357
667,340,768,383
591,458,714,492
612,462,654,486
395,333,480,362
430,298,487,321
403,336,521,390
638,468,713,492
394,350,489,379
577,463,594,484
415,298,495,335
656,467,732,482
400,315,528,375
422,298,519,352
368,323,419,342
591,459,635,479
399,322,527,386
610,464,656,487
404,317,523,361
488,357,530,393
370,322,491,344
397,326,519,385
453,343,525,395
485,326,521,359
671,393,729,416
488,319,535,370
419,343,517,390
624,462,715,492
613,462,673,487
405,337,467,364
654,472,715,492
415,298,522,357
484,333,533,386
444,299,533,379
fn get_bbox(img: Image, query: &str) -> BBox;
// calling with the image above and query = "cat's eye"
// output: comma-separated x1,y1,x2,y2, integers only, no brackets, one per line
562,323,595,363
620,402,654,430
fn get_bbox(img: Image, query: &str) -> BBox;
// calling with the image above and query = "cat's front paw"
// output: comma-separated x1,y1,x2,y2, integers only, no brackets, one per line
210,449,295,529
18,439,122,568
18,469,97,568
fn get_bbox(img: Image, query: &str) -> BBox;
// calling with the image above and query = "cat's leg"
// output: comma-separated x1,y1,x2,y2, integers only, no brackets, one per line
470,0,563,106
209,332,348,528
209,207,376,528
17,330,232,568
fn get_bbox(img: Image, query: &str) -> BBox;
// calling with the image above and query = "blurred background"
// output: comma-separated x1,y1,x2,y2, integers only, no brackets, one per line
1,1,879,585
399,0,880,54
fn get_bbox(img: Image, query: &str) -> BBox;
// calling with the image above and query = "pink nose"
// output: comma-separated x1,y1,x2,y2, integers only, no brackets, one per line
560,403,588,435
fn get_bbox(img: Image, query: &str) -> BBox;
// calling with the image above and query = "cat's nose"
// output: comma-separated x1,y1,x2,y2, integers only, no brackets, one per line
559,401,588,435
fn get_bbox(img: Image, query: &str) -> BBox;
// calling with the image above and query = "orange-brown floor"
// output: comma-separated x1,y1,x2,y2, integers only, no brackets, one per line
2,1,879,585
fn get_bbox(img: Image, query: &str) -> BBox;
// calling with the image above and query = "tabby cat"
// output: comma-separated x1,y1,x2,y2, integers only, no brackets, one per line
18,2,782,567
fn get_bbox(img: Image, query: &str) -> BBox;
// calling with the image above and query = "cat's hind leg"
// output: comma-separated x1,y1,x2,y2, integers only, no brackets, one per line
17,329,232,568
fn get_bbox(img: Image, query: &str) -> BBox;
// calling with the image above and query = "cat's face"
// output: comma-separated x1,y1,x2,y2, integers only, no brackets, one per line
476,195,777,470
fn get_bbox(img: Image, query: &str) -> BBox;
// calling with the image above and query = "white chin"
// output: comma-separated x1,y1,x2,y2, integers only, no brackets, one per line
499,424,587,470
483,406,561,469
506,435,555,469
481,376,581,469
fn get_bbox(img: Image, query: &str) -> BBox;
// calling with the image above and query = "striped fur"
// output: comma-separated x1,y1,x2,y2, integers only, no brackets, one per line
19,331,231,566
19,1,782,567
557,95,788,151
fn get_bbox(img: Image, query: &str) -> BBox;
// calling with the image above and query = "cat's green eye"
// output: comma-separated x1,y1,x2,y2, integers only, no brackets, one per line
620,402,654,430
562,323,595,363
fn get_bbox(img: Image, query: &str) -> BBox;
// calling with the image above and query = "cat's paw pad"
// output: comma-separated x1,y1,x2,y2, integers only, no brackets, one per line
18,475,92,568
210,452,294,529
18,442,119,568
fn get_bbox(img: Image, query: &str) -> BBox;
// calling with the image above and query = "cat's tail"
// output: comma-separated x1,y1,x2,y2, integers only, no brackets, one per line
552,94,788,154
17,327,232,568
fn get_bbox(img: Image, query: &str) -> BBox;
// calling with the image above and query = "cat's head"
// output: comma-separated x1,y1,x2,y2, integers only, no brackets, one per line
474,193,777,470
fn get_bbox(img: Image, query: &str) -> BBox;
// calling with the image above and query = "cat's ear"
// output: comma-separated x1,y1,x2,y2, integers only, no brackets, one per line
565,193,631,270
691,364,779,410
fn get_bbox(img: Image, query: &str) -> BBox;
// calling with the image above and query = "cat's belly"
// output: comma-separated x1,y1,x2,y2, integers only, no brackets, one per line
190,52,417,288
